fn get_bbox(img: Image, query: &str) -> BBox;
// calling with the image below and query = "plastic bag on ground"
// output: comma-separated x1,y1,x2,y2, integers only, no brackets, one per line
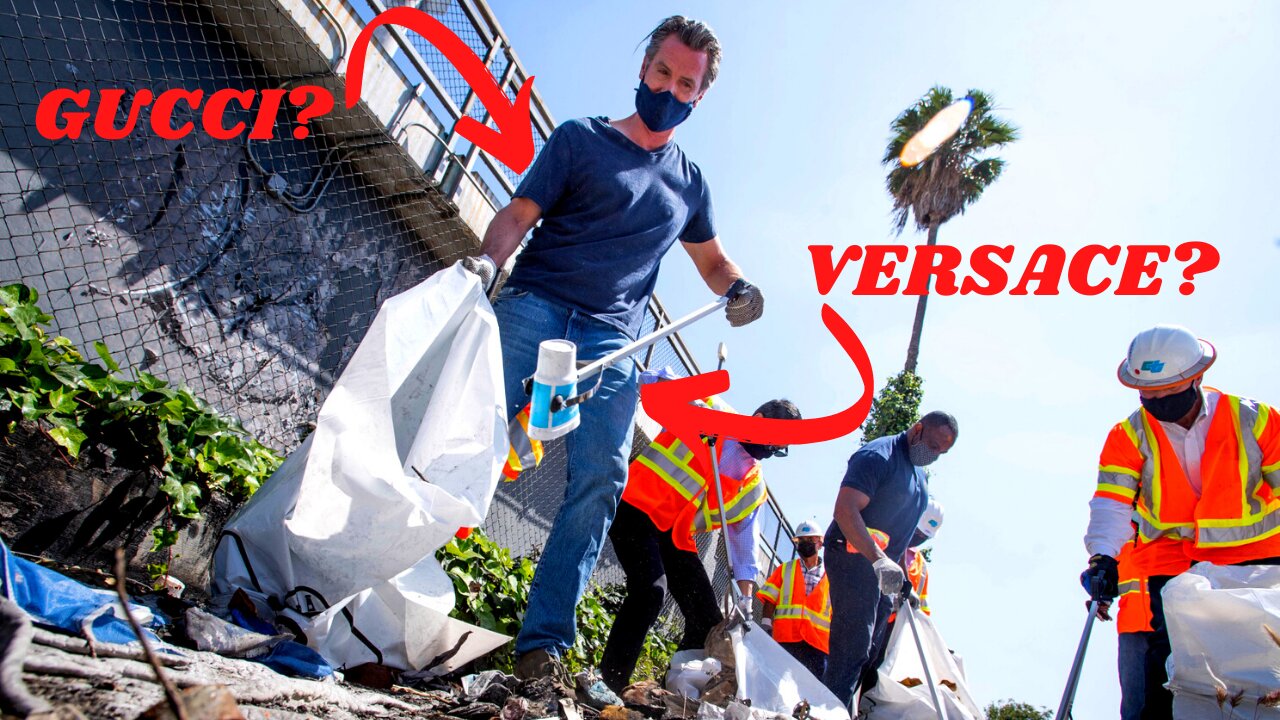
666,649,723,700
729,621,850,720
212,263,510,672
185,606,287,658
1163,562,1280,719
859,607,982,720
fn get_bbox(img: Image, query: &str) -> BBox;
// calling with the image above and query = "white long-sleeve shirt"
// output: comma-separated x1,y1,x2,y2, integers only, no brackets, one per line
720,438,761,582
1085,391,1218,557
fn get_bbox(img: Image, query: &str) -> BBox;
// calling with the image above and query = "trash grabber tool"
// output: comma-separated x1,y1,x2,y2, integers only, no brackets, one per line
901,593,948,720
526,280,748,441
706,342,746,622
1056,578,1103,720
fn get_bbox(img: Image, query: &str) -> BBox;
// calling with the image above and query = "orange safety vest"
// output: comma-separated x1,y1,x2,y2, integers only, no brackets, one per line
623,430,767,552
906,550,931,615
756,559,831,653
1095,390,1280,574
502,405,545,481
845,528,890,555
1116,544,1156,634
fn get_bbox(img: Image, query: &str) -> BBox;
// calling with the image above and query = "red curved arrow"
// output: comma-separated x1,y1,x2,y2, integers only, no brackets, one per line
640,304,875,475
346,7,536,173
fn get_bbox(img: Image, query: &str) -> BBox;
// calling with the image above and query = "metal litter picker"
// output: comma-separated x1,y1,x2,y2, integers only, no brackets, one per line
1055,579,1104,720
707,342,749,620
524,279,748,442
901,592,949,720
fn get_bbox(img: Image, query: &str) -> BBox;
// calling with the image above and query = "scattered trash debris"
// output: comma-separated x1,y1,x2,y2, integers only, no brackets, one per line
667,652,722,700
577,670,625,710
183,608,287,659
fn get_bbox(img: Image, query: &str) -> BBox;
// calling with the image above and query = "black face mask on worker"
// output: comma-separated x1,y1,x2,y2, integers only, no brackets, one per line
796,540,818,558
1141,384,1200,423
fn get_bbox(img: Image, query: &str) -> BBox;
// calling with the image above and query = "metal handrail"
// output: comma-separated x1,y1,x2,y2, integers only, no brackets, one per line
357,0,557,198
395,121,501,216
638,296,797,580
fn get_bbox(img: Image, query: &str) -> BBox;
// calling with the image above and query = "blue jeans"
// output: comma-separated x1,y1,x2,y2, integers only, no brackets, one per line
822,543,893,708
1119,631,1152,720
493,287,640,656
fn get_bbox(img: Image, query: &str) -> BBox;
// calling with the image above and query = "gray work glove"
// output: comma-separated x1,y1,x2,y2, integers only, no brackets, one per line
726,280,764,327
872,557,905,597
735,595,753,621
461,254,498,295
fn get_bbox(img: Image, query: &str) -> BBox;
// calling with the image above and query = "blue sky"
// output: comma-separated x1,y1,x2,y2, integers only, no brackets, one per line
485,1,1280,715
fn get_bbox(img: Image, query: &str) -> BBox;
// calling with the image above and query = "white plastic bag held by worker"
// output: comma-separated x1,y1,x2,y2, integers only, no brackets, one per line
212,262,509,673
860,606,982,720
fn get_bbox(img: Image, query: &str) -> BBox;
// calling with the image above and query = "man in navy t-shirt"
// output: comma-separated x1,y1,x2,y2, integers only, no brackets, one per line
460,16,766,681
822,411,959,707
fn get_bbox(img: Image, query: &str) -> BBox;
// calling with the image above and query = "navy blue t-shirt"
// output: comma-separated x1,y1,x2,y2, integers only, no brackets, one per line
505,117,716,335
825,432,929,562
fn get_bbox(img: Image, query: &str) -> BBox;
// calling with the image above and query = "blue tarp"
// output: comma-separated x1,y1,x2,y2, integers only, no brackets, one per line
0,538,163,646
0,538,330,678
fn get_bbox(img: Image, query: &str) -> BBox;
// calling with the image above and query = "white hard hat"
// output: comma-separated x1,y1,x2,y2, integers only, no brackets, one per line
793,520,823,539
916,498,944,540
1118,325,1216,390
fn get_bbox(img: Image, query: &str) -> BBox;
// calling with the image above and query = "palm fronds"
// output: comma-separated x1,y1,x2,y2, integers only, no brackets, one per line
883,86,1019,234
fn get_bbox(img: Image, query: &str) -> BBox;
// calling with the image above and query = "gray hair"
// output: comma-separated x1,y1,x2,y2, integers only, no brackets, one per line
919,410,959,439
642,16,721,92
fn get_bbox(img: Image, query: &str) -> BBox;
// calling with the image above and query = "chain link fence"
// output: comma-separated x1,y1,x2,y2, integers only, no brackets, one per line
0,0,794,609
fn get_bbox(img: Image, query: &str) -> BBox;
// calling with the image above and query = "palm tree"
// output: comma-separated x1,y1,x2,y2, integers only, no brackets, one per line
884,86,1018,373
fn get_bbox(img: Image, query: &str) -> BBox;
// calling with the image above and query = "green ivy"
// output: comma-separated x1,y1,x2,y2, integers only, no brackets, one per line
861,370,924,444
437,530,679,678
0,284,282,573
437,529,537,661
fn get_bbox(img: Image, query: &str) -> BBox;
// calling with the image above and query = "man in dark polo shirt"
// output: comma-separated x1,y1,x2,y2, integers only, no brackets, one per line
461,16,765,681
822,411,959,706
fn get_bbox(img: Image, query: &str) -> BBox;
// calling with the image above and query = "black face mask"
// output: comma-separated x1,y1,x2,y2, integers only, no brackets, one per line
742,442,786,460
797,540,818,558
1141,384,1200,423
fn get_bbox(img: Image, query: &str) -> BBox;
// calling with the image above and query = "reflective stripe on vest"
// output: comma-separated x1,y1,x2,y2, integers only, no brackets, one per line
502,406,544,481
768,560,830,651
693,470,766,533
1116,544,1153,633
777,560,803,613
1196,396,1280,547
636,436,705,501
636,434,767,535
1126,395,1280,548
1130,410,1196,544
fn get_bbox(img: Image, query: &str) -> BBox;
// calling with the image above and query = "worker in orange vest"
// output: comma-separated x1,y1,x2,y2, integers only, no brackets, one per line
757,520,831,679
599,398,802,693
1081,325,1280,719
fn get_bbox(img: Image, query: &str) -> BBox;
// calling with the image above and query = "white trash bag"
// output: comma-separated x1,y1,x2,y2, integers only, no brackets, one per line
729,621,850,720
1164,562,1280,719
860,607,982,720
666,649,723,700
213,262,510,672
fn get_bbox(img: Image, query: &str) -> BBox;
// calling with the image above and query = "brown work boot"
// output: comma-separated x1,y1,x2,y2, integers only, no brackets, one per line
515,647,569,683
